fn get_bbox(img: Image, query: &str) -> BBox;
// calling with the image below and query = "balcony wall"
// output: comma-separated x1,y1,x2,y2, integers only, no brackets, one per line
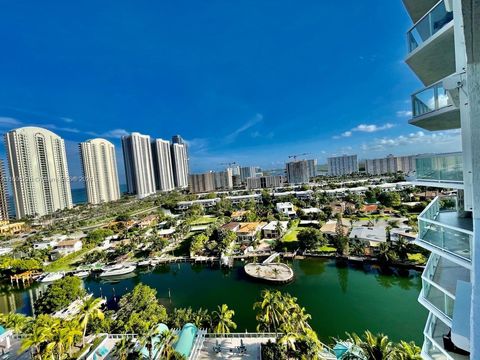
417,196,472,265
415,153,463,185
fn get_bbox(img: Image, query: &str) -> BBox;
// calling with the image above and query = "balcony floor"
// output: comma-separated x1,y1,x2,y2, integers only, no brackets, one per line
432,257,470,295
427,318,469,360
436,212,473,232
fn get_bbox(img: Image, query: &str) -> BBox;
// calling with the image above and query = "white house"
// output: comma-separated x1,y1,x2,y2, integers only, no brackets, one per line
51,239,83,259
276,202,295,217
262,221,288,239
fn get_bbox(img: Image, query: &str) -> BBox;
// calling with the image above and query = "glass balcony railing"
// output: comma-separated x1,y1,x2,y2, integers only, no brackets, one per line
418,197,472,262
421,254,456,320
408,0,454,53
412,80,451,117
415,153,463,183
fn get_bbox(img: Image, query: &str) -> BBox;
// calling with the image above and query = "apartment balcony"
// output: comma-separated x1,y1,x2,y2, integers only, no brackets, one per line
417,196,472,267
406,0,455,85
402,0,439,23
422,313,469,360
412,153,463,189
419,253,470,324
409,79,460,130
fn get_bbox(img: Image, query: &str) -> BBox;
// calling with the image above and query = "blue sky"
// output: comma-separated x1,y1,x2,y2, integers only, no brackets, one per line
0,0,461,186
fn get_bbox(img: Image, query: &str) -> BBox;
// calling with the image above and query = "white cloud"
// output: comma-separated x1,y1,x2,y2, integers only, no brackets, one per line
100,129,130,139
61,117,74,123
224,113,263,143
333,122,394,139
396,110,412,117
360,129,461,153
0,116,22,127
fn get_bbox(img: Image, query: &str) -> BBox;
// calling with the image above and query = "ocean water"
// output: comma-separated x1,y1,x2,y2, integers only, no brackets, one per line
71,184,128,204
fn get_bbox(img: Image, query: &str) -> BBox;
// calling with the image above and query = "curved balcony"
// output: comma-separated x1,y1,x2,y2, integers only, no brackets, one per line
406,1,455,85
413,153,463,188
417,196,472,267
410,80,460,130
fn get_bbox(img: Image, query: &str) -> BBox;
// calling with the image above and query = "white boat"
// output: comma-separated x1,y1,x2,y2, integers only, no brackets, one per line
138,260,151,267
74,270,89,278
40,272,64,283
99,264,136,277
101,263,123,272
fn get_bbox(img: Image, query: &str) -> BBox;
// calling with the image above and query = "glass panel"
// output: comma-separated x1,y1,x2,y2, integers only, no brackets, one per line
408,1,453,52
419,220,472,260
415,153,463,183
412,82,451,117
423,279,455,318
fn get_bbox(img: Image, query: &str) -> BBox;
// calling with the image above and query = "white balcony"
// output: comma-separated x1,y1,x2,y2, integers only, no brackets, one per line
402,0,439,23
412,153,463,189
416,197,472,267
409,79,460,130
422,313,469,360
419,253,470,324
406,1,455,85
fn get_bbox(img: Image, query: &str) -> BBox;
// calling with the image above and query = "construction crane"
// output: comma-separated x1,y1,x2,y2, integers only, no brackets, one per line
288,153,311,161
220,161,237,168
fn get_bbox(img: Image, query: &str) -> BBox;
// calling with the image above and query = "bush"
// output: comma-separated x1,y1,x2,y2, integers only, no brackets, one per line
35,276,86,314
261,341,287,360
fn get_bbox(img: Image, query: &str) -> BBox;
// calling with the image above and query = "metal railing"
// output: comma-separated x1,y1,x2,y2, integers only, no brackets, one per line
412,80,452,117
408,0,453,52
418,196,472,262
415,153,463,184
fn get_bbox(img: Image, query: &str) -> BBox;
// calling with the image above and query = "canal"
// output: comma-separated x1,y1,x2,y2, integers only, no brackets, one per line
0,258,427,344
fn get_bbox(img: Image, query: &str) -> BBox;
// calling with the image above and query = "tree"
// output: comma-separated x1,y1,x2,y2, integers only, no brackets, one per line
112,336,134,360
212,304,237,334
35,276,86,314
394,238,410,262
0,313,30,333
297,228,325,251
394,341,422,360
78,297,104,345
347,331,395,360
115,284,167,336
254,290,286,334
378,192,401,208
157,330,180,360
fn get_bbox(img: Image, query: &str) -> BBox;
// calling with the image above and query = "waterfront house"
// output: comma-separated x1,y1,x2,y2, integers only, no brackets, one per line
51,239,83,260
236,222,265,243
276,202,296,217
320,219,350,237
262,221,288,239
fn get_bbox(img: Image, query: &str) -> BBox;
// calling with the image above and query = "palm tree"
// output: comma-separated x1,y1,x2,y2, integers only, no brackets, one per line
157,330,179,360
394,341,422,360
78,297,104,346
0,313,30,333
112,336,133,360
253,290,286,334
60,319,82,357
20,324,50,359
394,238,410,262
377,242,392,264
139,324,160,360
212,304,237,334
272,268,280,278
348,331,395,360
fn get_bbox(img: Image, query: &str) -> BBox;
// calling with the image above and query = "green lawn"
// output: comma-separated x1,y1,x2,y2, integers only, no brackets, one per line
45,246,93,272
282,229,300,242
317,245,337,253
408,253,427,265
190,216,217,225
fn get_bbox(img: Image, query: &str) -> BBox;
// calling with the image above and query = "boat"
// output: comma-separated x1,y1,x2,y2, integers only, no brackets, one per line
40,272,64,283
74,270,90,278
101,263,123,272
138,260,151,267
99,264,137,277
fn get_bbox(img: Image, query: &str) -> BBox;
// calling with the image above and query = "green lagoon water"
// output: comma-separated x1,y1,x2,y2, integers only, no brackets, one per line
0,258,427,344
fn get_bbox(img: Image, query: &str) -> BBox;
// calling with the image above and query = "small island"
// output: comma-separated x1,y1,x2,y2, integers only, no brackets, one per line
244,253,294,283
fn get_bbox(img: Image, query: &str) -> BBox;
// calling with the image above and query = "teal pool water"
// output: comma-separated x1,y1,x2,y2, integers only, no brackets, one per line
0,258,426,343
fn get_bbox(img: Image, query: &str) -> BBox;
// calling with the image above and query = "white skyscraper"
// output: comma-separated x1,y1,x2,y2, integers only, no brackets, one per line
171,143,189,189
5,126,73,219
80,138,120,204
122,132,156,198
286,160,309,184
152,139,175,192
327,155,358,176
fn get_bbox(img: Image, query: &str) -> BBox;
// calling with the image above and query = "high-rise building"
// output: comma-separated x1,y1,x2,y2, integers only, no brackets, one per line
0,160,9,220
121,132,156,199
80,138,120,204
286,160,309,184
171,143,189,189
172,134,190,174
246,175,285,190
365,154,416,175
5,127,72,218
327,155,358,176
306,159,318,179
214,168,233,190
240,166,257,181
189,172,215,193
402,0,477,358
152,139,175,192
231,165,240,176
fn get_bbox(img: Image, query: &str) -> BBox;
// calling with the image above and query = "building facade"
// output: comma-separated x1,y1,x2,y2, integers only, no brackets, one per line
402,0,476,358
327,155,358,176
122,132,156,199
80,138,120,205
0,160,9,220
189,172,215,193
306,159,318,179
365,154,416,175
5,127,72,218
152,139,175,192
286,160,309,184
214,168,233,190
171,143,189,189
246,175,285,190
239,166,256,181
